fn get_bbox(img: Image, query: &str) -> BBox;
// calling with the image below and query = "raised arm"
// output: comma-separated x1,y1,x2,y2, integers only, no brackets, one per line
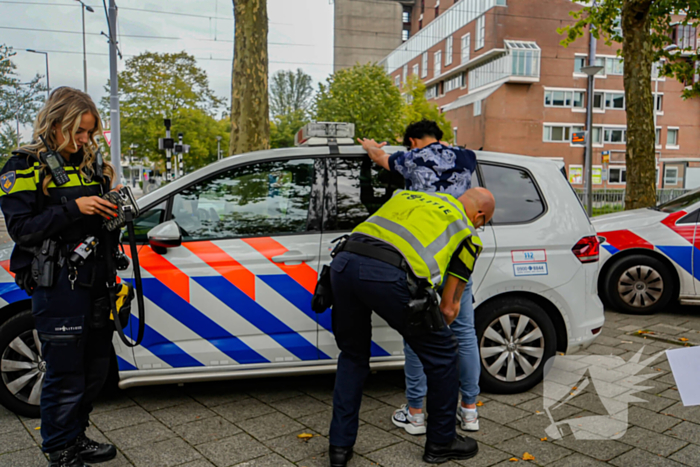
357,138,390,171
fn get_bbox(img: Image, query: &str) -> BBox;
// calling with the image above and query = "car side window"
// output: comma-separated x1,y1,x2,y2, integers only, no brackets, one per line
328,157,405,231
480,163,545,224
172,158,316,241
123,200,167,243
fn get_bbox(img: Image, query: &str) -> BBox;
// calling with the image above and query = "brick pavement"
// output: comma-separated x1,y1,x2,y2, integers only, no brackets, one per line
1,307,699,466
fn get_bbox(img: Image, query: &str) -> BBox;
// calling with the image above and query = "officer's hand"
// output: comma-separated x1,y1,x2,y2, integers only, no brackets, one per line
76,196,118,220
440,303,460,325
112,184,124,192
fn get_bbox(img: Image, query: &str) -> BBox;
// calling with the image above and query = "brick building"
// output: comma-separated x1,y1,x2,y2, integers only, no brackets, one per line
379,0,700,189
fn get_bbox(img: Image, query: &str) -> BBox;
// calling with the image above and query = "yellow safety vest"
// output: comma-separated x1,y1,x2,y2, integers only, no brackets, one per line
353,190,483,287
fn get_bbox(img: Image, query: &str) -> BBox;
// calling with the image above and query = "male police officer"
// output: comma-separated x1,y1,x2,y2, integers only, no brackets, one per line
327,187,495,466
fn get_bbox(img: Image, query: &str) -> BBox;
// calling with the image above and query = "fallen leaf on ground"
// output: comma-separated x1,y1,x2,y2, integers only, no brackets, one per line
679,337,689,342
34,427,40,430
508,458,519,462
571,386,578,390
476,401,484,407
535,410,542,414
297,433,314,441
540,437,547,441
523,452,536,461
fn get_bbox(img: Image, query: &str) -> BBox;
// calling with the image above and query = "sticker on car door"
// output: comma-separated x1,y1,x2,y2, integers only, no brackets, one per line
511,249,546,263
513,263,548,276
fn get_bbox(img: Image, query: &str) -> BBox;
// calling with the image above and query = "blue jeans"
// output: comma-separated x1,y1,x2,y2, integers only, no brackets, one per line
404,279,480,408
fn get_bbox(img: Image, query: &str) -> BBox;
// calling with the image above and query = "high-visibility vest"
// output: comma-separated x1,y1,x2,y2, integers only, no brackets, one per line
353,190,483,287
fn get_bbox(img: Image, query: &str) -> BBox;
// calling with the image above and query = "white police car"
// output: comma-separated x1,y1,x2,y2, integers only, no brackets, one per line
0,123,604,417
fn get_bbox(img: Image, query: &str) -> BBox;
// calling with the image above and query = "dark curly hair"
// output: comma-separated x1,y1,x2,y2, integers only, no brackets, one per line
402,119,444,149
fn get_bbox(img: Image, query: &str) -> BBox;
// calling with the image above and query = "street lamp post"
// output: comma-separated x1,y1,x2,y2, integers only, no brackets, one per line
25,49,49,98
76,0,95,93
581,64,604,217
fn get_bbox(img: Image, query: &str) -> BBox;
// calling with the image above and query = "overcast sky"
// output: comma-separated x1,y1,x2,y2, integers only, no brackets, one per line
1,0,334,136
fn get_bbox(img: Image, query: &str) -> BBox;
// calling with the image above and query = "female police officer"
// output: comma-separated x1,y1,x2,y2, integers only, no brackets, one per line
0,87,121,466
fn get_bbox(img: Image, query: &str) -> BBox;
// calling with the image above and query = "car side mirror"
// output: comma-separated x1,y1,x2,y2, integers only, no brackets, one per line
147,220,182,254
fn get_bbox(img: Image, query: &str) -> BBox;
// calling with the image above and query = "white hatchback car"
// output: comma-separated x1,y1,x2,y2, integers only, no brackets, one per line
0,126,604,417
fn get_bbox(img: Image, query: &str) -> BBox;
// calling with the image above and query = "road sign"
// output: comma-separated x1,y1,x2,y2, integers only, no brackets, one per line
103,130,111,147
572,132,586,145
602,151,610,164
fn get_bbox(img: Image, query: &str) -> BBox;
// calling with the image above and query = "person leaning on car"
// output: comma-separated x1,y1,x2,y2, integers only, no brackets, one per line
358,120,483,435
326,187,495,466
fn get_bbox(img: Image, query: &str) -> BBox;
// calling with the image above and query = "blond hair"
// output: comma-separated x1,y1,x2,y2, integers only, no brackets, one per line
21,87,115,195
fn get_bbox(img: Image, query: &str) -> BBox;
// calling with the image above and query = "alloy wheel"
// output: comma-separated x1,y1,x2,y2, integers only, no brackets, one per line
617,265,664,308
1,329,44,406
480,313,545,382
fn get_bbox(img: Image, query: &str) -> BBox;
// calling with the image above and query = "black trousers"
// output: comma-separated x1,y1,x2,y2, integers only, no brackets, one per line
32,261,114,453
328,251,459,447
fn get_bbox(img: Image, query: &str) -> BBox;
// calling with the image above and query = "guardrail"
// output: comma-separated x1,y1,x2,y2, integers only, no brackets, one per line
575,189,693,216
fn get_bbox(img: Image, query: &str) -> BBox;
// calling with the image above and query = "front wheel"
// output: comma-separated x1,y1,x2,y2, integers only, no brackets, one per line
604,254,675,315
476,297,557,394
0,310,43,418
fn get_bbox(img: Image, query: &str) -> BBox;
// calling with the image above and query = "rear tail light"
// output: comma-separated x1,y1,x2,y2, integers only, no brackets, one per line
572,236,600,263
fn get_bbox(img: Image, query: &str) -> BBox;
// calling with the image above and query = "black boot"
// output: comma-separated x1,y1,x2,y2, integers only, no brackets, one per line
75,433,117,464
423,434,479,464
329,445,354,467
47,445,87,467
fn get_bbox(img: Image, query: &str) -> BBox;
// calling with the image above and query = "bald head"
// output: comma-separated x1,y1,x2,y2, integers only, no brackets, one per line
458,187,495,228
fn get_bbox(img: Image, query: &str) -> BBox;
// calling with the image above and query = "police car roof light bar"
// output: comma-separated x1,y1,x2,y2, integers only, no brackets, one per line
295,122,355,147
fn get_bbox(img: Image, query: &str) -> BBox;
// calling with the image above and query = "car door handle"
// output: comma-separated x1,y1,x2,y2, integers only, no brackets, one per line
271,251,314,263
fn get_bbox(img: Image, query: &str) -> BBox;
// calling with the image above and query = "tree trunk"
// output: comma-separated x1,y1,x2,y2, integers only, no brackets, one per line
622,0,656,209
230,0,270,155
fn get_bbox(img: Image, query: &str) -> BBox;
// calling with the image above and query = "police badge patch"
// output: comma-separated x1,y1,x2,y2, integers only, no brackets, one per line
0,171,16,194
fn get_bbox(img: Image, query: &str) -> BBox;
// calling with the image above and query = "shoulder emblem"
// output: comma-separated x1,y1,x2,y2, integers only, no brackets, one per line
1,171,16,194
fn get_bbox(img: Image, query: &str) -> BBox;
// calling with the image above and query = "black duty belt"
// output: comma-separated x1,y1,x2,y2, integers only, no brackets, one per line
343,240,407,271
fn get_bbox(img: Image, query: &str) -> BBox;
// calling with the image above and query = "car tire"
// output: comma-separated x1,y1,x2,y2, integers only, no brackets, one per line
476,297,557,394
0,310,42,418
604,254,675,315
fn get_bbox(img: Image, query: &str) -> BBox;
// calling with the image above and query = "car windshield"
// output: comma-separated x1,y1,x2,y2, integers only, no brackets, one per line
656,188,700,213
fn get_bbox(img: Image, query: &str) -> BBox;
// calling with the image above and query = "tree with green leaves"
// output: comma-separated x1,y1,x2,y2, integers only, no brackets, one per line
268,69,314,148
104,51,224,171
560,3,700,209
316,63,405,142
0,44,46,142
231,0,270,155
402,75,454,143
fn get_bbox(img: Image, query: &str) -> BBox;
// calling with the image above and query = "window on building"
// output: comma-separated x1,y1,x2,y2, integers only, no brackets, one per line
435,1,440,18
395,75,400,87
474,99,482,116
543,125,571,143
605,57,624,75
604,128,626,143
609,167,627,184
593,92,604,110
402,9,410,23
656,128,661,147
476,15,485,50
403,65,408,84
506,40,541,77
673,24,698,50
655,94,663,112
574,56,586,74
445,36,453,66
172,159,316,240
412,64,419,76
421,0,425,13
434,50,442,77
425,85,437,99
480,163,545,224
461,34,471,64
496,0,507,5
402,29,409,41
667,128,679,147
444,74,462,93
664,166,679,186
591,127,602,145
544,90,586,109
604,92,625,109
330,158,404,230
421,52,428,78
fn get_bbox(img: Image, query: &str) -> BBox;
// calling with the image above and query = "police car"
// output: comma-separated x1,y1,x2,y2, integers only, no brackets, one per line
0,123,604,417
594,190,700,314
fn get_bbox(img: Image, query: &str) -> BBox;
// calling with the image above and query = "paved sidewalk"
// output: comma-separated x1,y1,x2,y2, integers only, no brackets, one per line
1,307,699,467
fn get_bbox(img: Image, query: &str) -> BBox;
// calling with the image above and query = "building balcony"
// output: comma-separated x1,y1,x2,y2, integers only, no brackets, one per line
468,41,541,91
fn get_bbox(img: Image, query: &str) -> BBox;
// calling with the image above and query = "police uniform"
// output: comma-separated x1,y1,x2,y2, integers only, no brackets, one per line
328,190,482,464
0,148,118,463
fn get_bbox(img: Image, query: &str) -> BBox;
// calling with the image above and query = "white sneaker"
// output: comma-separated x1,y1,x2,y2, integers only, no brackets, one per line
391,404,426,435
457,407,479,432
